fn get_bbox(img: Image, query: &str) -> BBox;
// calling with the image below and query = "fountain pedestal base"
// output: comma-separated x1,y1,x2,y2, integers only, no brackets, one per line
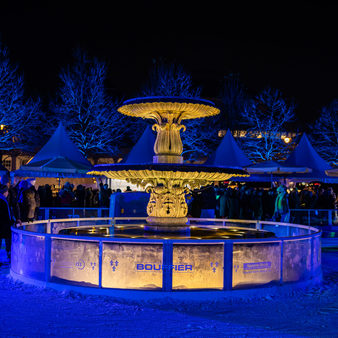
146,216,189,232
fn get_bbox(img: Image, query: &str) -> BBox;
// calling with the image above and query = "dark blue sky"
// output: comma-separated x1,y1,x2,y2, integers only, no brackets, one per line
0,1,337,123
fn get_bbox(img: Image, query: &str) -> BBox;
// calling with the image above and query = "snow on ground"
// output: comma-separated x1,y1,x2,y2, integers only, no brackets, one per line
0,240,337,337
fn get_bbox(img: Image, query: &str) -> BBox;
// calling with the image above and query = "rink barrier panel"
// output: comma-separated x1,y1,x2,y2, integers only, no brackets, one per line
10,217,321,292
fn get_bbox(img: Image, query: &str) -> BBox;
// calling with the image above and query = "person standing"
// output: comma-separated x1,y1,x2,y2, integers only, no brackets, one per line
74,184,85,207
200,184,217,219
190,189,202,218
99,182,112,207
59,182,74,207
273,185,290,223
0,184,13,260
17,179,40,222
228,187,240,219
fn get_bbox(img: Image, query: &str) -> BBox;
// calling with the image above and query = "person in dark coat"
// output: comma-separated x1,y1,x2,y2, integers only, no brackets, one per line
252,188,264,220
17,179,40,222
190,189,202,218
200,184,217,218
264,188,277,220
323,187,337,210
288,187,300,209
242,187,253,219
74,184,86,207
0,184,13,260
1,175,21,226
59,182,74,207
85,187,94,207
99,183,112,207
8,184,22,226
228,188,240,219
44,184,54,207
238,185,247,219
218,187,227,218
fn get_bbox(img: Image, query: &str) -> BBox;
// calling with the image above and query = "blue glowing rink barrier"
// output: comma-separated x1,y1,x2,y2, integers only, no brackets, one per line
10,218,321,292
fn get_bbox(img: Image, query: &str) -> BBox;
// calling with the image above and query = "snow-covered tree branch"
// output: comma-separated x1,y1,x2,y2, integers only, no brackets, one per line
240,87,296,162
181,117,218,161
309,99,338,166
0,42,42,150
141,59,202,98
219,73,248,130
52,49,132,157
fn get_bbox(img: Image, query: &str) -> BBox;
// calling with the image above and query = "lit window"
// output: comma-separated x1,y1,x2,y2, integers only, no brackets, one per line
2,159,11,170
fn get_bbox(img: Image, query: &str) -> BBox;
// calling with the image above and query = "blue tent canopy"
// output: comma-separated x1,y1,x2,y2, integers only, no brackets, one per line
246,159,311,174
122,125,156,164
205,129,252,168
14,122,93,178
283,133,336,183
284,133,331,172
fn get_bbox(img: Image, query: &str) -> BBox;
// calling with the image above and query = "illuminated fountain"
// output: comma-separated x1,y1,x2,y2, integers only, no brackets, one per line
89,97,249,231
10,97,322,294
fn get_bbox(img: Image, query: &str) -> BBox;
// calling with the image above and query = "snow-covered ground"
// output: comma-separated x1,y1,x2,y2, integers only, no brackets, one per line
0,239,337,337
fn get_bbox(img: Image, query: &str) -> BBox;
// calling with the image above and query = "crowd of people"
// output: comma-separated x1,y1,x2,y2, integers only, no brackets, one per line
37,182,114,208
188,183,337,222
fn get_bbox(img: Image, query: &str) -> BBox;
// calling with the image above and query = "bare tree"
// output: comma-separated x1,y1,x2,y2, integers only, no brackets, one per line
52,49,132,157
141,59,202,98
309,99,338,166
0,42,41,150
240,87,296,161
181,117,218,161
219,73,248,130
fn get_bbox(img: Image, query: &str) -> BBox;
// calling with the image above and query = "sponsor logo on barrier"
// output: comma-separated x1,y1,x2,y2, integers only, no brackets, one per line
210,261,219,273
110,259,119,272
243,261,271,274
75,259,85,270
51,259,98,271
136,264,193,272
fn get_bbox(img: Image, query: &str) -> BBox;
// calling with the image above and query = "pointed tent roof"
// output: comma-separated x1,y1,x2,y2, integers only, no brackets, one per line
283,133,335,182
15,122,93,178
284,133,331,172
205,129,252,168
123,125,156,164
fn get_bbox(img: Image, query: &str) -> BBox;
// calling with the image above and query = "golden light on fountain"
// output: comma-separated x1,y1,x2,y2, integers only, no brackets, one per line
89,97,249,230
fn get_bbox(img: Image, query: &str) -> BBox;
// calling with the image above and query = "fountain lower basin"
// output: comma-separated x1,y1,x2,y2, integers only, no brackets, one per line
10,217,322,293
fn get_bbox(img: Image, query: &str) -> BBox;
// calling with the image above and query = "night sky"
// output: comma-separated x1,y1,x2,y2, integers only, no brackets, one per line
0,1,337,124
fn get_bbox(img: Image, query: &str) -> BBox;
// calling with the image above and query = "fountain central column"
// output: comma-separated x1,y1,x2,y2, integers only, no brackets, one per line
151,111,187,164
146,111,189,228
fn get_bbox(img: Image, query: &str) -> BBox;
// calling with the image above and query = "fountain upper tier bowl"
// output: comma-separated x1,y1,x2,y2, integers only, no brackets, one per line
117,96,220,120
88,163,248,188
